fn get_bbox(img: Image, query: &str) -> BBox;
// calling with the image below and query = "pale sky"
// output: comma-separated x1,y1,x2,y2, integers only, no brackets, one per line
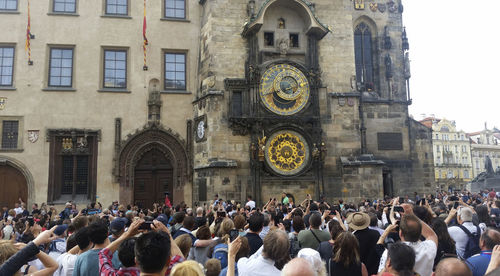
403,0,499,133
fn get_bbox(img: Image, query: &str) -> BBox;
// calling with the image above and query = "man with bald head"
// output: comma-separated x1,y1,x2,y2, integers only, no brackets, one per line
281,258,315,276
467,228,500,276
432,258,472,276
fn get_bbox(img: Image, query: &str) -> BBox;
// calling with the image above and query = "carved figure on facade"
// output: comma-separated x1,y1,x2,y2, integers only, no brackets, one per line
278,18,285,29
247,0,255,19
278,38,289,56
383,26,392,50
404,52,411,79
258,135,267,161
387,0,397,13
385,54,393,79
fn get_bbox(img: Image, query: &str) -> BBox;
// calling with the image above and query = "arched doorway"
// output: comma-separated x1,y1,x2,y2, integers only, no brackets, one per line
134,149,173,208
117,124,190,206
0,164,28,208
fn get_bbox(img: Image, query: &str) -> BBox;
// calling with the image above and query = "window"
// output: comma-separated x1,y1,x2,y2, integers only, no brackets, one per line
464,170,469,179
0,47,14,86
476,159,480,169
0,0,17,10
47,130,98,202
231,91,242,117
264,32,274,47
437,156,441,164
436,145,440,152
1,120,18,149
103,49,127,89
455,145,458,153
435,134,439,139
49,48,73,87
53,0,76,13
164,52,185,90
289,33,299,48
164,0,185,19
354,22,374,92
105,0,127,15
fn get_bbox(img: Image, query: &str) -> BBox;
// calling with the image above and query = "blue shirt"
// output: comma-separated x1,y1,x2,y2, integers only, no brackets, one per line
467,250,492,276
72,248,121,276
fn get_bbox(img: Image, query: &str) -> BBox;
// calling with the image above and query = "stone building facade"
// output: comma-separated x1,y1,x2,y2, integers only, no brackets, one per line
420,117,472,191
469,126,500,178
0,0,433,208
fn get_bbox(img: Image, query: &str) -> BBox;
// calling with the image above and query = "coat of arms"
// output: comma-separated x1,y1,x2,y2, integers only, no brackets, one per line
338,98,346,106
378,3,386,12
27,130,39,143
387,0,397,13
354,0,365,10
347,97,355,106
0,97,6,110
369,2,378,12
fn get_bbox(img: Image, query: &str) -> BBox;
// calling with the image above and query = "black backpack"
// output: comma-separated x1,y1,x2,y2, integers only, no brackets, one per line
289,234,301,258
458,225,481,259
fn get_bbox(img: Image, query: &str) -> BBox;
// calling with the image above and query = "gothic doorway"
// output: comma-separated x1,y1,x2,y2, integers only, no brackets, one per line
117,125,190,206
0,165,28,208
134,149,173,208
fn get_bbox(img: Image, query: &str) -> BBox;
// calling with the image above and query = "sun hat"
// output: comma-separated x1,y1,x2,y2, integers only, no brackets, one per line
346,212,370,231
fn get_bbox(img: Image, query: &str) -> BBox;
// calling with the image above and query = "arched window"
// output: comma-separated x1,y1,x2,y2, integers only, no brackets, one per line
354,23,374,92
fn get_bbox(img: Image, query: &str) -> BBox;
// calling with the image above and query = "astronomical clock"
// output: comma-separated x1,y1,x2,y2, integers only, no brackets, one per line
257,64,314,176
259,64,310,116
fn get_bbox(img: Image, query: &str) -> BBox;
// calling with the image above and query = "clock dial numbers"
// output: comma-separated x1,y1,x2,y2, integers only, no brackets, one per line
259,64,310,115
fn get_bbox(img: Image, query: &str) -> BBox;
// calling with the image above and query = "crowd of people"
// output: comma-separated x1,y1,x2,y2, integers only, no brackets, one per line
1,189,500,276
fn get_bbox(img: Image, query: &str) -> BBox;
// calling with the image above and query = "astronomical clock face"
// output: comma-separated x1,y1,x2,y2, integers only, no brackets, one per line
265,130,310,175
197,120,205,140
259,64,310,115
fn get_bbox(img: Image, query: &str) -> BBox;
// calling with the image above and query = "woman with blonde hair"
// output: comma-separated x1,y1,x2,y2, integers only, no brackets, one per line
170,260,204,276
0,229,59,276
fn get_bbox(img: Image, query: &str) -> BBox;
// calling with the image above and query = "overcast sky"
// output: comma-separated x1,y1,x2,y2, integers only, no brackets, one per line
402,0,499,132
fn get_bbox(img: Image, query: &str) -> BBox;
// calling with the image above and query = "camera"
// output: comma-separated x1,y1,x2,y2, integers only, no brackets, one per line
229,229,239,242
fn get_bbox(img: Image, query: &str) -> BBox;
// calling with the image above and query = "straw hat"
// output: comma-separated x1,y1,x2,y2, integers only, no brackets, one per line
346,212,370,231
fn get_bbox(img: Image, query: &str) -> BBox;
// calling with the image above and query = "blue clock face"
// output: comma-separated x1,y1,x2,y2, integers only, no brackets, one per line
259,64,310,115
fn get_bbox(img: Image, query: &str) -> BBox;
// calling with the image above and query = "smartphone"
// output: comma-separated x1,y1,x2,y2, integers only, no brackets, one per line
229,229,239,242
422,198,426,205
139,221,153,230
217,211,226,218
395,220,401,232
453,201,459,209
394,206,404,213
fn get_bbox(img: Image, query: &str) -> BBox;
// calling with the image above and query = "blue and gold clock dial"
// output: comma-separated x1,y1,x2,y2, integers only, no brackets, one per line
259,64,310,115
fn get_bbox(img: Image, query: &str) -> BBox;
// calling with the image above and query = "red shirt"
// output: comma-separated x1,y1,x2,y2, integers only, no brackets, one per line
99,248,140,276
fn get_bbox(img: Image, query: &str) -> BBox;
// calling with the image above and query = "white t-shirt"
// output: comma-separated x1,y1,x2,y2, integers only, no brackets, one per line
14,207,23,215
237,246,281,276
54,253,78,276
378,240,437,276
448,222,482,258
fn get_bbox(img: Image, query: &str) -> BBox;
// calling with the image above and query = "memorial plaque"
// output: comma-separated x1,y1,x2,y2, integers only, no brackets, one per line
377,132,403,150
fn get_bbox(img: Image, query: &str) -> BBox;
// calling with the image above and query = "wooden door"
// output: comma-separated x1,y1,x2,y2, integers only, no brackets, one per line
0,165,28,208
134,149,173,209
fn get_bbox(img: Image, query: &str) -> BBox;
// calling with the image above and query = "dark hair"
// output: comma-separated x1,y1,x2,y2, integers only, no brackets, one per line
309,213,322,228
413,206,433,225
432,218,456,253
88,220,109,244
182,216,196,230
71,216,88,232
400,214,422,242
247,195,252,200
369,212,378,227
333,232,360,267
135,231,171,273
196,225,212,240
174,212,186,224
475,205,490,225
328,219,344,240
248,213,264,232
309,203,319,211
481,228,500,250
65,233,78,252
387,243,415,276
292,216,305,233
118,237,137,267
74,227,91,250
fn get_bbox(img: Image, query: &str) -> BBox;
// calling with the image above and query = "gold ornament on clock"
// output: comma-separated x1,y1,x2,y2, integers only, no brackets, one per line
265,130,310,175
259,64,310,115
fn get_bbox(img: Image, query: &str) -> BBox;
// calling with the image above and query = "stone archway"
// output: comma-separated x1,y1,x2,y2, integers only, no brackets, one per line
117,124,189,205
0,156,35,208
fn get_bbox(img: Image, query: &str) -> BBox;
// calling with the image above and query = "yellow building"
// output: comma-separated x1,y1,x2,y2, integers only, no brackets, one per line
421,118,472,190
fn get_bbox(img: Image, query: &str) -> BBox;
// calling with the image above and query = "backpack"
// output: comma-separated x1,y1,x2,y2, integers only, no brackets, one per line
458,225,481,259
213,243,228,269
289,234,301,258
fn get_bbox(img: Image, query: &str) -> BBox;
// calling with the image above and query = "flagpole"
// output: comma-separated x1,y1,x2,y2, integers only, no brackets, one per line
25,0,33,65
143,0,148,71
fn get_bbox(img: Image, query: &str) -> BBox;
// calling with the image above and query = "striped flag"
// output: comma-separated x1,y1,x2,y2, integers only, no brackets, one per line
143,0,148,70
25,0,32,65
